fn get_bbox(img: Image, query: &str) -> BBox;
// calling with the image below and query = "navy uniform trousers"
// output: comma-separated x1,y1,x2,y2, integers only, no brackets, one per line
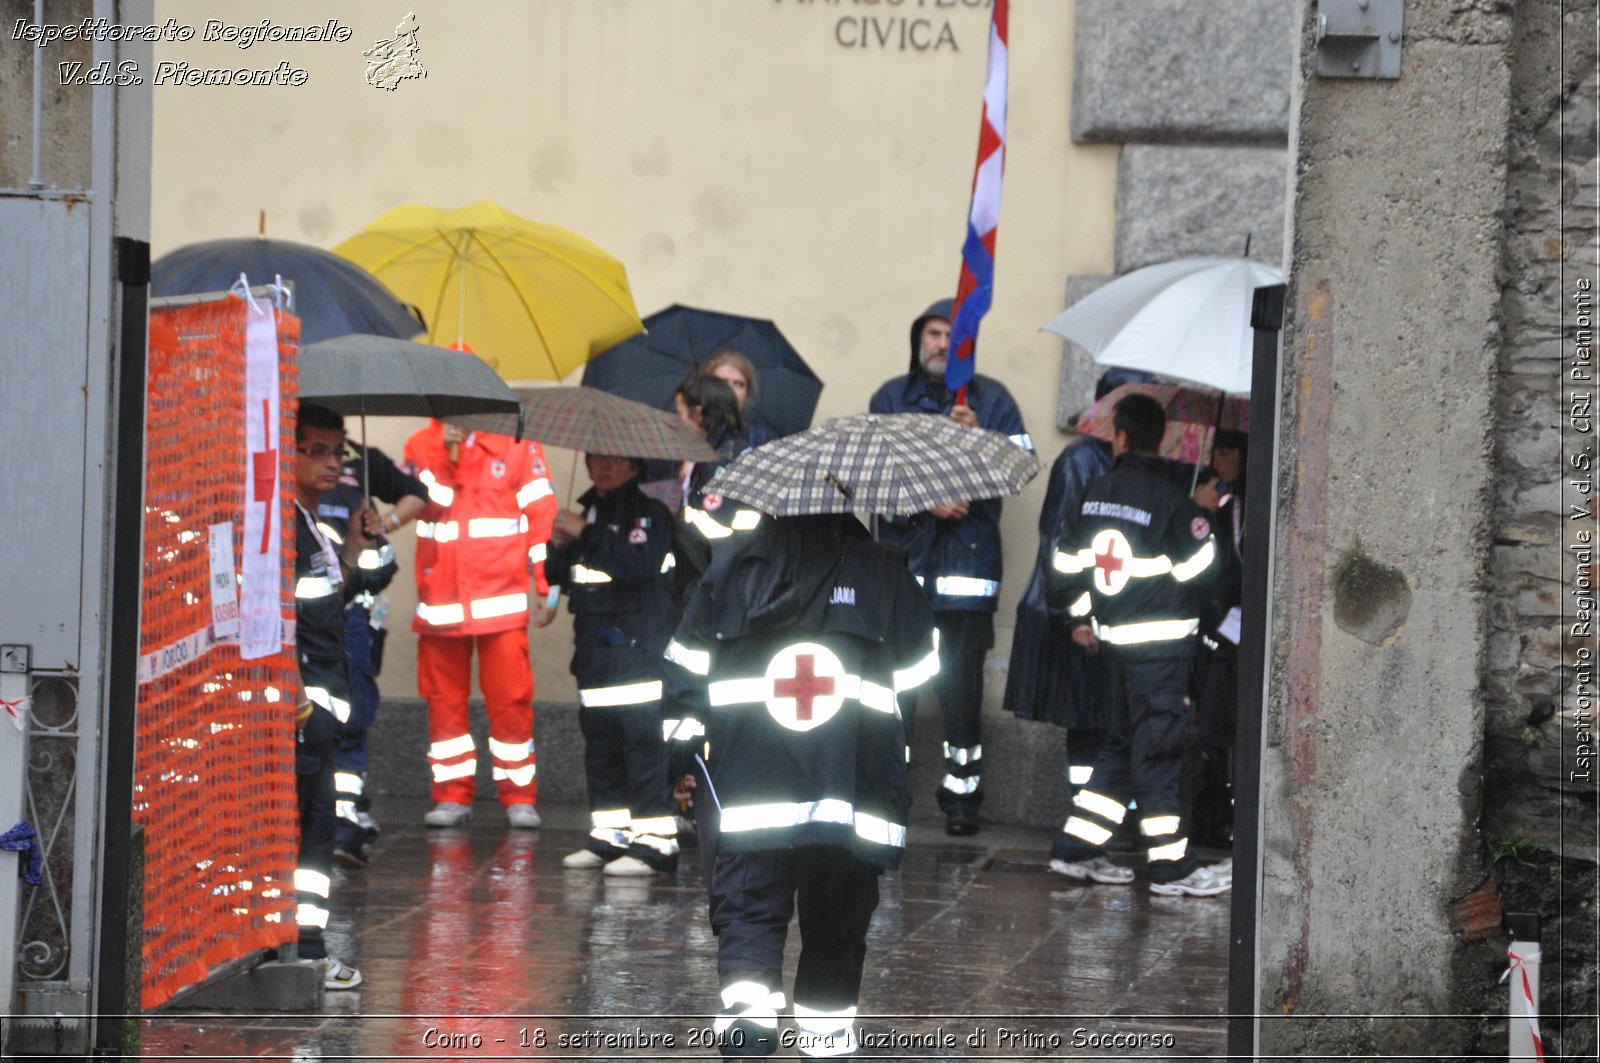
295,703,339,960
1050,649,1201,884
709,845,881,1057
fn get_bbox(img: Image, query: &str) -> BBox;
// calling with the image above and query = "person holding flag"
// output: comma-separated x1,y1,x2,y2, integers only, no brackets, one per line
866,0,1026,837
867,300,1031,836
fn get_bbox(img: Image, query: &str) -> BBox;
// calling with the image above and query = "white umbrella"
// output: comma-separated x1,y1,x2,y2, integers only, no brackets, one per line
1042,257,1284,395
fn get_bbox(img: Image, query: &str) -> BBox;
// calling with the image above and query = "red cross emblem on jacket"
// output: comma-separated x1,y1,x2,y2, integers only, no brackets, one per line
1090,528,1134,596
764,643,846,732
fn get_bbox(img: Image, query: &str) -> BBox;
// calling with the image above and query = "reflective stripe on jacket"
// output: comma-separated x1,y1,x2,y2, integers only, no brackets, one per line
403,421,557,636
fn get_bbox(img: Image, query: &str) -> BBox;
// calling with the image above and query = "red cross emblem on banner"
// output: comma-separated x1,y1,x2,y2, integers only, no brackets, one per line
764,643,845,732
251,398,276,555
1090,528,1133,596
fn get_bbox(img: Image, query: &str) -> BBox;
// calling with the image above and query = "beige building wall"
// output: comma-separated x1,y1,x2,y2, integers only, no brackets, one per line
150,0,1116,701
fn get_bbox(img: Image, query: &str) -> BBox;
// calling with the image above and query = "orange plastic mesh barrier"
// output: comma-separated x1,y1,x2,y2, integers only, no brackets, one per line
134,296,302,1009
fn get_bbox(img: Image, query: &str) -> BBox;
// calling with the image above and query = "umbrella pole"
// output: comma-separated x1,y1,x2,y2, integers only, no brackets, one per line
361,397,371,503
1189,387,1228,494
456,231,468,350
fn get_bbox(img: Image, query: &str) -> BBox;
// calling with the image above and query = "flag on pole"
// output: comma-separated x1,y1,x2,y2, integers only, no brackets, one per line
946,0,1009,400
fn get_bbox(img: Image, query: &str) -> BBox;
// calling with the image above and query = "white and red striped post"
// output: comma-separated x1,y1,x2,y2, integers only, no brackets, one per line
1503,912,1544,1061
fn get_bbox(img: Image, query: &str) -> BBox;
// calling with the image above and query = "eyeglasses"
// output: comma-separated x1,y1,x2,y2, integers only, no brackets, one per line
295,444,345,462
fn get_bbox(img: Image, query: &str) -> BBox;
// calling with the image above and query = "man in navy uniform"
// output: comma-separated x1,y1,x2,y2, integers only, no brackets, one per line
290,402,369,989
314,441,426,867
868,299,1032,835
1046,393,1231,898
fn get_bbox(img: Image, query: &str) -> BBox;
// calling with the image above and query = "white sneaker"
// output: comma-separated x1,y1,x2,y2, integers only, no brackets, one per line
423,802,471,828
563,848,606,869
323,957,363,991
506,804,542,829
602,855,656,877
1049,856,1135,884
1149,865,1232,897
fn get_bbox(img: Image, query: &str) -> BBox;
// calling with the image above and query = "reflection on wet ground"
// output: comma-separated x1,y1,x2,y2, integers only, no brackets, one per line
143,800,1230,1059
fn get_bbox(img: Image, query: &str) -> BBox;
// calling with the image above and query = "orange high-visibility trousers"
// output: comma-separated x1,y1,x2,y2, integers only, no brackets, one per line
417,628,537,806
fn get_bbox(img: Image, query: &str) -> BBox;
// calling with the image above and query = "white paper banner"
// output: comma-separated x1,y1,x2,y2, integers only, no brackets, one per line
208,521,241,640
240,297,283,660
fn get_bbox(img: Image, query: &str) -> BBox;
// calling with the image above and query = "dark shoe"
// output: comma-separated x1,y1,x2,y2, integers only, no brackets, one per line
333,845,368,870
945,808,979,836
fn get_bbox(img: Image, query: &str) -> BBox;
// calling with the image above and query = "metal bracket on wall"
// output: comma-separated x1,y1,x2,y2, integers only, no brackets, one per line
1313,0,1404,80
0,645,29,674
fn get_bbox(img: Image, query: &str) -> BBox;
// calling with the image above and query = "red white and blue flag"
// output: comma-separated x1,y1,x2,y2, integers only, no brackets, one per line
946,0,1008,399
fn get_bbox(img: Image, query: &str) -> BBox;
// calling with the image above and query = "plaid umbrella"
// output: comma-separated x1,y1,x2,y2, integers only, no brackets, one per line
1074,382,1248,465
450,385,719,461
705,413,1040,518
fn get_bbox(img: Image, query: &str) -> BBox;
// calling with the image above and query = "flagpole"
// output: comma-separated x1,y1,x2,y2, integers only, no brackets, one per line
946,0,1008,409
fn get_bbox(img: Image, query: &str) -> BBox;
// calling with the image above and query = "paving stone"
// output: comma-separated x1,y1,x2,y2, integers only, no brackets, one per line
142,800,1230,1057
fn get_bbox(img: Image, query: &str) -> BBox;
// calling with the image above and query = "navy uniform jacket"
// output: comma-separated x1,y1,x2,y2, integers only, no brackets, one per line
295,503,351,718
1047,453,1217,661
1003,436,1114,727
661,515,939,869
314,444,426,601
867,373,1032,612
545,480,678,692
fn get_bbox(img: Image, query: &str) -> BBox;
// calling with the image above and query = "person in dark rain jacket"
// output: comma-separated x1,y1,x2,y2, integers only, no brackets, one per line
662,514,939,1058
1003,369,1154,800
867,298,1032,835
543,454,681,877
315,443,426,868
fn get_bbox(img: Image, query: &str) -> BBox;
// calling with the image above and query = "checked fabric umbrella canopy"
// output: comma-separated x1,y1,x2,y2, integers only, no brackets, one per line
333,201,644,381
449,386,719,461
705,413,1041,518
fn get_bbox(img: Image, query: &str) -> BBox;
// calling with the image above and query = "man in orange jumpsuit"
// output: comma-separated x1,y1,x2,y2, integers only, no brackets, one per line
404,420,557,828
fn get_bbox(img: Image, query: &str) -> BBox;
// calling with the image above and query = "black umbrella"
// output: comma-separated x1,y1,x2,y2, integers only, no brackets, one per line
299,334,519,418
581,305,822,438
153,238,423,344
299,333,522,499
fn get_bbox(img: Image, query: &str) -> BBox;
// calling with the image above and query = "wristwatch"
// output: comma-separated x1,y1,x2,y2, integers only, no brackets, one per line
384,511,400,532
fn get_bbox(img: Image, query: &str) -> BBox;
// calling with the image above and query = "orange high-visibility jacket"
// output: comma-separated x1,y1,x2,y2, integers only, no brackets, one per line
403,421,557,637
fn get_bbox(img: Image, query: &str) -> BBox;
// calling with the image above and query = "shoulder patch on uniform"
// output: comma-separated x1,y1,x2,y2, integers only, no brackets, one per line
628,528,647,545
490,459,507,479
1191,516,1211,540
530,457,547,476
703,493,723,512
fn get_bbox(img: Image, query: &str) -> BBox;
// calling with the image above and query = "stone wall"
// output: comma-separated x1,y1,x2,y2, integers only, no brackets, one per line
1057,0,1294,425
1261,1,1514,1057
1479,0,1599,1055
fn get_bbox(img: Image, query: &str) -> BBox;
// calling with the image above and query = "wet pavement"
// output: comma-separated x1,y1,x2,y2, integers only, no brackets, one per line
142,799,1231,1060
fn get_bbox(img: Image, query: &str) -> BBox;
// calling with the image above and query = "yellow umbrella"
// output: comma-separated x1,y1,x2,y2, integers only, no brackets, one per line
332,201,644,381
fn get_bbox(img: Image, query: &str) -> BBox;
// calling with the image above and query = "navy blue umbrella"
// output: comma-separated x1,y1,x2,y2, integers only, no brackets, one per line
152,238,423,345
581,305,822,439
